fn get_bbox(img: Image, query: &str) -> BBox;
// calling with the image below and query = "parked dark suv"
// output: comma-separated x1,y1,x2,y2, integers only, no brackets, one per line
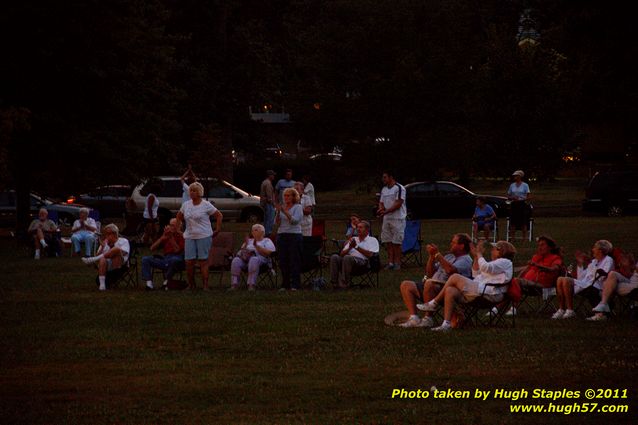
582,169,638,216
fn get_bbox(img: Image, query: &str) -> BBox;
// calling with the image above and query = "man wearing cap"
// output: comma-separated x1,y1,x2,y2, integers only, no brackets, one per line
260,170,277,235
507,170,531,240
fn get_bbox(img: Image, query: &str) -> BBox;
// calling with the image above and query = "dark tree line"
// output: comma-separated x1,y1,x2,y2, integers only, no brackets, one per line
1,0,636,230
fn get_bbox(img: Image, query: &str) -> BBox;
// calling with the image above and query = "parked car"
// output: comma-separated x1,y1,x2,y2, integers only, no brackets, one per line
403,181,509,219
0,189,85,228
126,177,264,225
582,169,638,216
67,185,133,218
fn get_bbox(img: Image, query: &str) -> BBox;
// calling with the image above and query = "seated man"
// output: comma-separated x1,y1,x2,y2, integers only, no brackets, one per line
142,218,185,290
399,233,473,328
28,208,61,259
590,259,638,321
472,197,496,241
82,224,130,291
506,235,563,315
330,221,379,289
70,207,98,257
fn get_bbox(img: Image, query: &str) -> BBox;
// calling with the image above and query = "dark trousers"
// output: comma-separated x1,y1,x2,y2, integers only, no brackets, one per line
278,233,303,289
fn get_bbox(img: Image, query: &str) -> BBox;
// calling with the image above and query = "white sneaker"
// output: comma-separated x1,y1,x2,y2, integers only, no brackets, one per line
551,309,565,319
416,301,438,312
98,283,106,291
431,322,452,332
586,314,607,321
400,317,422,328
41,241,48,249
592,303,610,313
82,256,99,265
505,307,517,316
485,306,499,317
562,310,576,319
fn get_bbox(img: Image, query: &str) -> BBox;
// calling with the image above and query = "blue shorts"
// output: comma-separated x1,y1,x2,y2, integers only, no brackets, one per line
184,236,212,260
476,220,494,229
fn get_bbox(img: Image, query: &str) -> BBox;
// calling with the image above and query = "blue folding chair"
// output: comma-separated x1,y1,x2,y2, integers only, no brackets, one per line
401,220,423,267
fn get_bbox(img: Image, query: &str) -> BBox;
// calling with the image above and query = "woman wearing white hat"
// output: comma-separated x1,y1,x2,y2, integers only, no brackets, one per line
507,170,531,241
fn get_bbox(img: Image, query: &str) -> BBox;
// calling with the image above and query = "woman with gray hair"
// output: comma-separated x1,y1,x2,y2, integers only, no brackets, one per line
553,240,614,319
176,182,223,290
71,207,98,257
276,187,303,290
229,224,276,291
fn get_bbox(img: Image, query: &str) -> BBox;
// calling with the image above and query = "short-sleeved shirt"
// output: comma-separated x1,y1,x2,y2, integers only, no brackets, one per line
103,237,130,263
180,200,218,240
245,237,276,262
162,233,185,255
275,179,295,203
260,179,275,207
380,183,407,220
432,253,473,282
300,195,313,236
342,235,380,261
304,182,316,206
72,217,98,233
508,182,530,201
521,253,563,288
474,204,495,221
28,219,58,233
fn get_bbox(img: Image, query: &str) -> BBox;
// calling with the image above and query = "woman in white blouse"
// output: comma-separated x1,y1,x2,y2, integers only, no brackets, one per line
553,240,614,320
229,224,276,291
418,240,517,332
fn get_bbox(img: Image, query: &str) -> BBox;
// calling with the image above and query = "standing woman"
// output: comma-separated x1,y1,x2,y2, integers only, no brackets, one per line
276,188,304,290
295,181,313,237
507,170,531,241
177,182,223,290
142,179,162,244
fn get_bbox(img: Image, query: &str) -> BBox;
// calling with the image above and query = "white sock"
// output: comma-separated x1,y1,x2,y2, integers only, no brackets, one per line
565,309,574,314
162,280,168,287
40,239,47,248
146,280,154,289
409,314,420,321
83,254,104,264
35,249,41,257
98,276,106,290
442,320,451,327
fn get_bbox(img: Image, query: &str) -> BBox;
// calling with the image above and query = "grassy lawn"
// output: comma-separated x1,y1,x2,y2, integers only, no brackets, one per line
1,216,637,424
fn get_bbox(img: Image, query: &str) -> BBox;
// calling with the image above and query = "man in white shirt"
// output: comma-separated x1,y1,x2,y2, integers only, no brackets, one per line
330,221,379,289
377,171,406,270
82,223,131,291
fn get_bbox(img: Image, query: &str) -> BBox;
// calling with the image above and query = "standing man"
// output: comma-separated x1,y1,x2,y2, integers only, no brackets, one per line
275,168,295,204
377,171,406,270
260,170,277,236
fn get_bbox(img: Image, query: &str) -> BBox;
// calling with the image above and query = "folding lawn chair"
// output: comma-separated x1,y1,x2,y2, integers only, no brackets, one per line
350,253,380,288
458,281,515,328
301,236,323,287
207,231,234,286
401,220,423,267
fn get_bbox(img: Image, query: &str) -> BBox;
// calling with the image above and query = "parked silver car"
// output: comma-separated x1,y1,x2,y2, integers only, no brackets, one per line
126,177,263,223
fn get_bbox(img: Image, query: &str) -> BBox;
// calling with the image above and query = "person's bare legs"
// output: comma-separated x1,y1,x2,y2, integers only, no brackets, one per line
443,286,462,322
200,260,209,290
431,274,467,305
186,260,196,289
400,280,420,315
600,273,619,305
483,223,491,241
423,279,441,318
392,244,402,267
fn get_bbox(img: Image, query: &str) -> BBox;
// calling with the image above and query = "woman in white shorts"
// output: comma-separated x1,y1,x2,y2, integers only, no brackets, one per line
177,182,223,290
589,260,638,321
417,240,516,332
553,240,614,320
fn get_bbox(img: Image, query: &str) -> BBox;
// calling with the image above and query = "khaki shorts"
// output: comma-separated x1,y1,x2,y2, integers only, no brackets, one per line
613,271,638,296
381,219,406,245
460,277,504,303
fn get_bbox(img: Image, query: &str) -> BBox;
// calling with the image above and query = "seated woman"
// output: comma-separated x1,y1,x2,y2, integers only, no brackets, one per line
472,197,496,241
590,259,638,321
553,240,614,320
229,224,276,291
417,240,516,332
346,214,362,239
71,207,98,257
